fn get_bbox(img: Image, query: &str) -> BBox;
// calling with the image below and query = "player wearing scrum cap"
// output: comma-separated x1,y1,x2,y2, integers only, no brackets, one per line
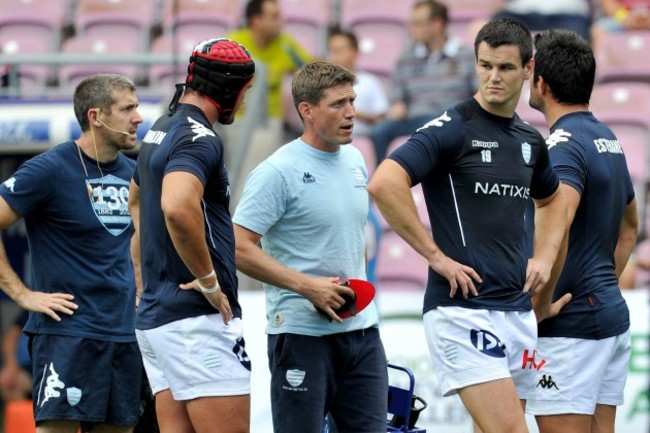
129,38,255,433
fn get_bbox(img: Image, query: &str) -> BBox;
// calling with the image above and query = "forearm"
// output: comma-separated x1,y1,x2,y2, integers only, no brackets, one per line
165,207,214,279
0,238,29,302
615,231,637,278
236,237,312,295
130,235,143,298
532,193,567,267
533,231,567,308
1,326,20,369
369,163,439,262
615,200,639,278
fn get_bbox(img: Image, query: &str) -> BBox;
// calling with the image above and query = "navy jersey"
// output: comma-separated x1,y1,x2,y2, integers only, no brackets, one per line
538,112,634,339
134,104,241,330
389,98,559,314
0,142,136,342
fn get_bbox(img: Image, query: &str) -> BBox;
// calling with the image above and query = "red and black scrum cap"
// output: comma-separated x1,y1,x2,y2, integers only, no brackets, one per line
186,38,255,124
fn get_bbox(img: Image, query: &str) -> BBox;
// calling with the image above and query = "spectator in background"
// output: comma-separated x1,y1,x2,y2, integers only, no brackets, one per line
470,0,592,41
227,0,312,144
327,27,389,137
0,310,31,401
592,0,650,49
369,0,475,162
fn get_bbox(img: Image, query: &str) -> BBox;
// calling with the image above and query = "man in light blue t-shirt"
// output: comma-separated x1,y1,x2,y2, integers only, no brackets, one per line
233,62,387,433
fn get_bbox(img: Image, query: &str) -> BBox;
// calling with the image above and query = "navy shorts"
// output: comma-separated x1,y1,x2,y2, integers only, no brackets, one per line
268,327,388,433
30,334,142,426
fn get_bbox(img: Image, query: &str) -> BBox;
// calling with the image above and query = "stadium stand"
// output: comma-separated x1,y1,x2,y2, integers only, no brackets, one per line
0,0,71,92
594,30,650,83
340,0,412,79
278,0,332,57
159,0,241,41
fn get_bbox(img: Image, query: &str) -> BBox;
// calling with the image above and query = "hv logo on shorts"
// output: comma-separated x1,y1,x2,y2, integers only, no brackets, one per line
521,349,546,371
470,329,506,358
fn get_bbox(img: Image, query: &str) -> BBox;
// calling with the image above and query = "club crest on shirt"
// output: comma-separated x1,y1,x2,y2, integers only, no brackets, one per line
521,142,531,164
86,174,132,236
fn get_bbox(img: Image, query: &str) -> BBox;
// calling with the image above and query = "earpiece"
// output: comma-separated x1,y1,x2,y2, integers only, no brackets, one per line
93,107,131,136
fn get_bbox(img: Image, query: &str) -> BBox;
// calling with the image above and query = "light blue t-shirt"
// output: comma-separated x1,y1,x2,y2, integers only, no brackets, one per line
233,139,379,336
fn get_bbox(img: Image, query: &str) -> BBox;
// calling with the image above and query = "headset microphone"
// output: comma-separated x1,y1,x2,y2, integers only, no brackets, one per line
97,118,131,136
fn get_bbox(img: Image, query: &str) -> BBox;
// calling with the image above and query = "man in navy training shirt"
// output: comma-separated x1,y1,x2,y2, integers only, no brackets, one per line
129,38,255,433
525,29,638,433
0,73,144,433
369,18,570,433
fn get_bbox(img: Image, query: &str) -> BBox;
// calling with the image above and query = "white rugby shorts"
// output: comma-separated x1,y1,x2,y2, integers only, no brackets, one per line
526,330,631,415
424,306,539,398
136,315,251,400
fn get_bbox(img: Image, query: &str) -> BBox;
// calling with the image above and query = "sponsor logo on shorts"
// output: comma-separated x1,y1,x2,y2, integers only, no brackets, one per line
536,374,559,390
39,362,65,407
283,369,308,391
470,329,506,358
66,387,82,406
521,349,546,371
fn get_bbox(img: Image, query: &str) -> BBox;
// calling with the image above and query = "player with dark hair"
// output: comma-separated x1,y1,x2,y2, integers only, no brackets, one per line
526,29,638,433
0,73,143,432
369,18,569,433
129,38,255,433
233,61,387,433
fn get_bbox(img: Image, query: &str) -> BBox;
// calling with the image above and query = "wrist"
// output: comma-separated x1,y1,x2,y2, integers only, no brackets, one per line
197,270,217,287
198,273,220,294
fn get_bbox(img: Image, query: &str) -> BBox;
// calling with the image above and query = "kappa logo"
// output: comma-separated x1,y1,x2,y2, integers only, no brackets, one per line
546,129,572,150
2,177,16,192
417,111,452,131
187,116,215,142
302,172,316,183
536,374,559,390
470,329,506,358
39,363,65,407
521,142,532,164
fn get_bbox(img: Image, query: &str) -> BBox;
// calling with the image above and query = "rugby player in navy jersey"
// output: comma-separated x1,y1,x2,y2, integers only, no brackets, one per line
0,74,144,433
129,39,255,433
525,29,638,433
369,18,570,433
